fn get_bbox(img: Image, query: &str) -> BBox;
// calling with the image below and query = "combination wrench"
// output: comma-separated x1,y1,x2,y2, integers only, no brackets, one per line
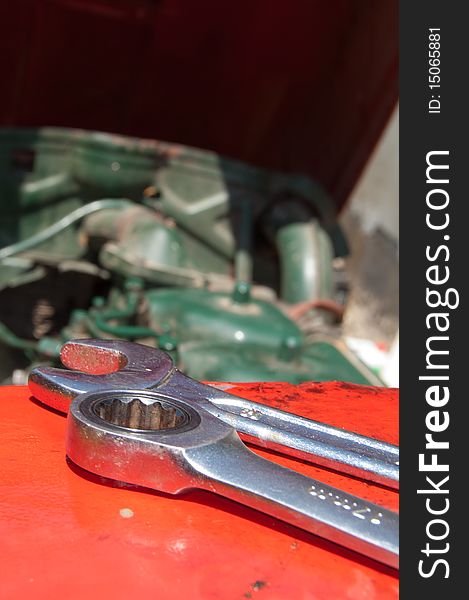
66,387,399,568
29,339,399,489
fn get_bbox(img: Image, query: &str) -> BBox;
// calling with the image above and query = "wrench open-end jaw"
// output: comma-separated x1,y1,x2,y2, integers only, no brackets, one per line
29,339,399,489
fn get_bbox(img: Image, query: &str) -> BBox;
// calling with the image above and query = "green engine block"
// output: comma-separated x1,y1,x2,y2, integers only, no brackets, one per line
0,127,379,386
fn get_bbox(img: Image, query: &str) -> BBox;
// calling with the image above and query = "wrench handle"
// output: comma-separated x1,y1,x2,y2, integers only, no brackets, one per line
162,372,399,489
186,435,398,569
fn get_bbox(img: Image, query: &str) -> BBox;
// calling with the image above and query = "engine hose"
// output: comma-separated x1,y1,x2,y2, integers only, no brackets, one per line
0,322,38,351
287,299,345,322
276,220,334,304
89,284,160,342
0,199,133,261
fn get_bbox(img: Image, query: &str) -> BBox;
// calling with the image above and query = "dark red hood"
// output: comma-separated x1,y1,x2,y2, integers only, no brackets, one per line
0,0,397,211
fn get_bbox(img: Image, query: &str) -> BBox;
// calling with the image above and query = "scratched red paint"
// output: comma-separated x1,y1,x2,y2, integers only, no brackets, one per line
0,383,398,599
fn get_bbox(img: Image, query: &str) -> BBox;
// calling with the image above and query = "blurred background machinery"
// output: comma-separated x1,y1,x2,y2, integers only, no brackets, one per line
0,128,380,384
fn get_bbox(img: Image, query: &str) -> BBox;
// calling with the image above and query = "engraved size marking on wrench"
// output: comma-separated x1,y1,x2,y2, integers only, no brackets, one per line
308,485,383,525
240,408,263,420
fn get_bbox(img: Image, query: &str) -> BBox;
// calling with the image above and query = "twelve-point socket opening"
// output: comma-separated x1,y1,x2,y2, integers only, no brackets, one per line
94,395,189,431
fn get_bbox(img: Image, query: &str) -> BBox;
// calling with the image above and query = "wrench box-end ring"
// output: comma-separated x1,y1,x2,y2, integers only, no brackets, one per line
79,390,201,436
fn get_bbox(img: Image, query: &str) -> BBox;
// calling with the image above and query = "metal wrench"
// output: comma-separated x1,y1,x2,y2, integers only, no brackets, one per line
28,338,399,488
66,387,399,568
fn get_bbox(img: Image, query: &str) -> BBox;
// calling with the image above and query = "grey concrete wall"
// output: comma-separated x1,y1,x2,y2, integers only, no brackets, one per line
339,107,399,347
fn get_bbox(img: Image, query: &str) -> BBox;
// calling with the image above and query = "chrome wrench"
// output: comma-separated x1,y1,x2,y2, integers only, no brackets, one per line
28,338,399,488
66,387,399,568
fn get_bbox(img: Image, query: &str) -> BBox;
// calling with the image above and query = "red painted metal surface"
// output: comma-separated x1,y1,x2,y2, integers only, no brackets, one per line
0,382,398,599
0,0,398,210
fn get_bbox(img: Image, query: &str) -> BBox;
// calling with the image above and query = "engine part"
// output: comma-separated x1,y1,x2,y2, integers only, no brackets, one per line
0,128,378,386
